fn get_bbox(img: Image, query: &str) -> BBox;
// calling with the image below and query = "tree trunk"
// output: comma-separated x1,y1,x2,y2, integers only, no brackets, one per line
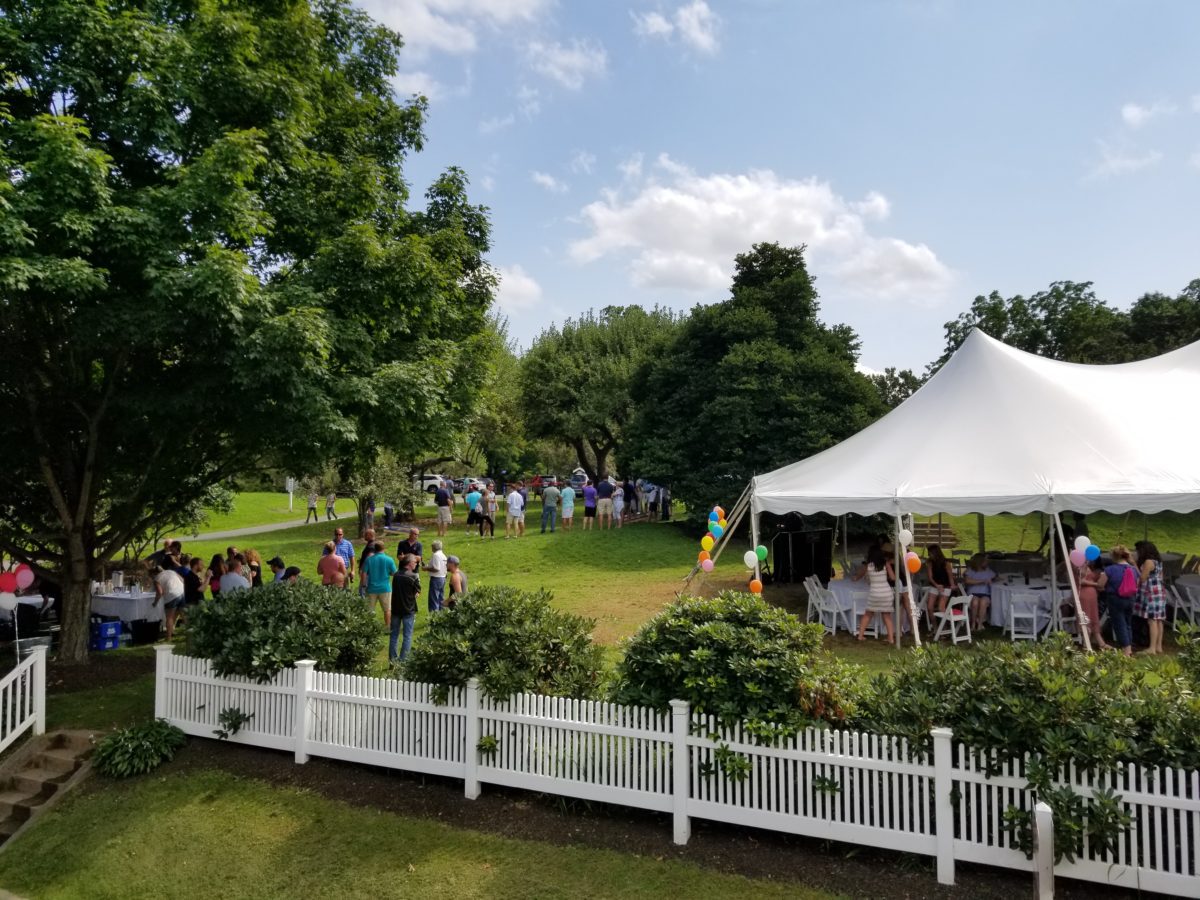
58,532,93,664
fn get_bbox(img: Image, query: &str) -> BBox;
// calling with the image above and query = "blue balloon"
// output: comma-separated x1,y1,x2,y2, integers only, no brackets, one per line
709,511,719,522
1084,544,1100,561
711,525,724,539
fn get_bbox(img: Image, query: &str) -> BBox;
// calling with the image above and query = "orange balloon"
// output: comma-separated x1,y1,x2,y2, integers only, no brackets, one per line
715,506,725,518
698,550,711,562
749,579,763,594
905,554,921,574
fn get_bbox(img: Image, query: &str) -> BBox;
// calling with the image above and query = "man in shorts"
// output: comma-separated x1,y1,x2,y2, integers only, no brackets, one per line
506,482,525,538
434,479,453,537
596,477,614,530
362,540,397,627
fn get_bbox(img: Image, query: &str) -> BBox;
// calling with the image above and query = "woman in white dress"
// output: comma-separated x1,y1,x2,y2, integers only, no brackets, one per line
857,545,896,643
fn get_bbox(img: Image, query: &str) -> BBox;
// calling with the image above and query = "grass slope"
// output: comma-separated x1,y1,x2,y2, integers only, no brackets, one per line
193,491,316,534
0,770,831,900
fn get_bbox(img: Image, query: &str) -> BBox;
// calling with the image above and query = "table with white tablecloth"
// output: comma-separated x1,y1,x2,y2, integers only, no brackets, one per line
91,591,163,623
825,579,914,633
989,580,1067,632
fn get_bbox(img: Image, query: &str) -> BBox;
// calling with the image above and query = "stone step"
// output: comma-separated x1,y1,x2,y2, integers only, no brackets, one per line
33,748,81,776
0,815,24,839
0,788,49,822
9,767,69,795
48,731,95,757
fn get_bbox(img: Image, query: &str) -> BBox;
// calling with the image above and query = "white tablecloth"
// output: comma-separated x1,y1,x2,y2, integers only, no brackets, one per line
826,579,913,633
989,580,1066,631
92,591,163,623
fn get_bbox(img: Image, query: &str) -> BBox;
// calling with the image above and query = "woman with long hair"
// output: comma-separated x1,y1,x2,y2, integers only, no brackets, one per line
1077,557,1109,650
925,545,955,616
206,554,226,599
857,545,896,643
1136,541,1166,654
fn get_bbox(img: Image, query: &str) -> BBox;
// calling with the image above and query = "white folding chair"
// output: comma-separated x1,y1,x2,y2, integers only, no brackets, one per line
1054,594,1080,643
850,589,879,637
932,595,972,644
804,577,822,623
1173,583,1200,631
810,585,854,636
1008,592,1040,642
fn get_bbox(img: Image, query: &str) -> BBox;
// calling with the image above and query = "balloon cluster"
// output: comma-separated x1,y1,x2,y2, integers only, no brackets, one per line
697,506,727,572
741,545,768,593
1068,534,1102,567
0,564,34,612
897,528,921,573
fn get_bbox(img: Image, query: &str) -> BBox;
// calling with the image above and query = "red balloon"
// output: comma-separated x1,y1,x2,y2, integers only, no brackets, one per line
0,572,17,593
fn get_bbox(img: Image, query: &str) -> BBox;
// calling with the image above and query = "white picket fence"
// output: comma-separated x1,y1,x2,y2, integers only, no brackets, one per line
154,646,1200,896
0,647,46,755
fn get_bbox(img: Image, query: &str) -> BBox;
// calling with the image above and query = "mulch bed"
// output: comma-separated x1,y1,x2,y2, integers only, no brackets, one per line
158,739,1134,899
45,647,156,694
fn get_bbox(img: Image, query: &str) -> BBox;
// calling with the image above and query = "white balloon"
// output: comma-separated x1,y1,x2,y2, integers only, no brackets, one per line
898,529,913,547
0,592,17,613
1074,535,1090,552
743,550,758,569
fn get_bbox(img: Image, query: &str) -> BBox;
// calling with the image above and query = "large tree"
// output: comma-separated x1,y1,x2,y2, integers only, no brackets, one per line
519,306,678,481
622,243,883,522
0,0,493,660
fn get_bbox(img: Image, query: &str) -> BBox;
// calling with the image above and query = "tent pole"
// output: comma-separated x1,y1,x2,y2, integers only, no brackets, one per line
749,481,761,584
896,513,921,648
977,513,985,554
1049,513,1057,631
1053,510,1092,652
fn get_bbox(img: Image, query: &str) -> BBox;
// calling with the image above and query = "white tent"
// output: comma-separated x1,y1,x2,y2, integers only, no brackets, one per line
751,328,1200,519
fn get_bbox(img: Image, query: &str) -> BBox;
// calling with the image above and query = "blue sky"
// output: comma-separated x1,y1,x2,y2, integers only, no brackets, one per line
360,0,1200,372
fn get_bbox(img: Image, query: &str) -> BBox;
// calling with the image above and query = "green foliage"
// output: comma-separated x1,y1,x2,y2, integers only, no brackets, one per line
213,707,255,740
403,585,605,702
92,719,186,779
520,306,680,480
187,581,382,681
867,367,924,410
622,243,883,522
1176,624,1200,685
476,734,499,757
612,591,861,735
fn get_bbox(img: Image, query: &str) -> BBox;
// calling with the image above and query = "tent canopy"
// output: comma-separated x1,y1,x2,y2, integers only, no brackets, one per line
751,329,1200,518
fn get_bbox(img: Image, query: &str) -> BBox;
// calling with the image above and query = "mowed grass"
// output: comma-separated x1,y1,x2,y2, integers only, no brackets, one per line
0,769,833,900
193,490,315,534
914,510,1200,556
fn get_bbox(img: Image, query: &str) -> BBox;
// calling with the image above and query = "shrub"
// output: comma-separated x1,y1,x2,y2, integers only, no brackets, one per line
187,580,382,681
403,585,605,702
93,719,186,778
612,592,862,737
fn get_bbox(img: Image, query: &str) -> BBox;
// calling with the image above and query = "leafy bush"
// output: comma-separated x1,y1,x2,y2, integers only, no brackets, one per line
403,585,604,702
187,580,382,681
612,592,862,737
93,719,186,778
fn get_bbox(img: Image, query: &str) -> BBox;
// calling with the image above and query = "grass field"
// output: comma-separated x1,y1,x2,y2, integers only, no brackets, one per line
0,770,831,900
193,491,316,533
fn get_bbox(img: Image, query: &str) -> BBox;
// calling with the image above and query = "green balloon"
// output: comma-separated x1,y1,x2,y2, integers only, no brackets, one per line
755,545,768,560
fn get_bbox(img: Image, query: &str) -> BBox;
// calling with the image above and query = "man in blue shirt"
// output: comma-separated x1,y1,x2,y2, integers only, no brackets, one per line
363,541,398,627
434,480,453,537
464,485,482,537
333,526,355,586
596,478,615,530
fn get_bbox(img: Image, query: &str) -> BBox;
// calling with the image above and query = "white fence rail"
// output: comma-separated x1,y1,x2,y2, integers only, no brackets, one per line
154,647,1200,896
0,647,46,755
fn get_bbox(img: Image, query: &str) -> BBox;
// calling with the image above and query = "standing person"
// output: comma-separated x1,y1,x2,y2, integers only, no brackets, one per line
397,528,423,569
267,556,286,582
446,555,468,608
1098,545,1138,656
317,543,347,588
1077,558,1110,650
646,483,658,518
856,546,896,643
479,483,497,539
464,483,482,537
925,546,955,616
624,478,637,515
333,526,355,587
613,481,625,527
540,481,560,534
660,484,671,520
305,489,319,523
596,477,614,530
244,549,264,588
434,479,453,537
325,490,337,520
363,540,397,628
151,563,186,642
962,553,997,631
383,498,394,529
183,556,205,614
389,554,420,664
423,540,448,612
505,483,525,539
582,480,598,531
560,481,575,532
1137,542,1166,655
357,529,377,598
224,546,239,569
218,557,251,593
206,555,226,599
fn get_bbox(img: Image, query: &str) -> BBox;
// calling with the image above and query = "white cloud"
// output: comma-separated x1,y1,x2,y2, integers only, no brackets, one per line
569,156,953,299
855,362,881,377
360,0,549,56
570,150,597,175
1087,140,1163,179
531,170,569,193
1121,100,1177,128
479,114,515,134
516,84,541,119
631,1,720,54
391,70,443,99
480,175,496,191
527,38,607,90
497,264,543,313
618,153,644,180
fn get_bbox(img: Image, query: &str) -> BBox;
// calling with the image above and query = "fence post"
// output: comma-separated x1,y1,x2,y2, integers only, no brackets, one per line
669,699,691,845
463,678,481,800
293,660,315,764
931,726,955,886
1034,801,1054,899
154,644,173,720
31,645,46,736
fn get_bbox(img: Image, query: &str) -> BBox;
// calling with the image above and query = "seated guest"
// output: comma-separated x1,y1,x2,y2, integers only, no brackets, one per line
925,545,956,616
962,553,997,630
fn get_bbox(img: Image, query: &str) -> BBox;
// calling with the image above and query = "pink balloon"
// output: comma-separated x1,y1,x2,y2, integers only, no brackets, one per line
1069,549,1086,567
14,565,34,591
701,559,715,573
0,573,15,594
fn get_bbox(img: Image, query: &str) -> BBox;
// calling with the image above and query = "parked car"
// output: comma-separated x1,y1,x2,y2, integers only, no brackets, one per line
568,472,589,491
412,474,446,494
455,476,485,494
530,475,559,496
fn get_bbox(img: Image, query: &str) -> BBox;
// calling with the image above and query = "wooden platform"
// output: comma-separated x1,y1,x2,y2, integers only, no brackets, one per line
911,523,959,549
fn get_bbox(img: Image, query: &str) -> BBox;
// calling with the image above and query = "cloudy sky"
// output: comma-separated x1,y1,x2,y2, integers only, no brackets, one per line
363,0,1200,371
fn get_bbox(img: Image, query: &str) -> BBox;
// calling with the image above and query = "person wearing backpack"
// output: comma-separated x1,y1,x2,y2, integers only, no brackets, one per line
1098,545,1138,656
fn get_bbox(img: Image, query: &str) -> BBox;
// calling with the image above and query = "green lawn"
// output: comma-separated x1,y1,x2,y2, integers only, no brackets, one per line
0,770,832,900
915,510,1200,556
193,491,316,534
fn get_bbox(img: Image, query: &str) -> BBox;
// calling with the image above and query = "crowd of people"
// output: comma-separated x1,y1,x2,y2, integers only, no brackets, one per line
847,534,1171,655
